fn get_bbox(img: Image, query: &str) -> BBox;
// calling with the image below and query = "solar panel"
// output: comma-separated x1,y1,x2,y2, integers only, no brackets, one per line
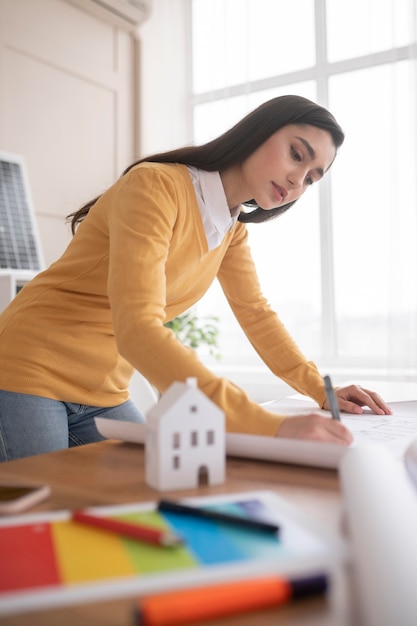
0,151,43,271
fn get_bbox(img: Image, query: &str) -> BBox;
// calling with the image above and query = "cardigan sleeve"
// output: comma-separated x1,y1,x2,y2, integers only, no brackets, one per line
217,221,328,409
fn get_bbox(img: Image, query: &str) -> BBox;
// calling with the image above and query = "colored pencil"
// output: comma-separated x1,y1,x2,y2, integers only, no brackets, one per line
72,510,184,547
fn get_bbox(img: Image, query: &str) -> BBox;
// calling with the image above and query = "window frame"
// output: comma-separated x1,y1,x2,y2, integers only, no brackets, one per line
187,0,417,386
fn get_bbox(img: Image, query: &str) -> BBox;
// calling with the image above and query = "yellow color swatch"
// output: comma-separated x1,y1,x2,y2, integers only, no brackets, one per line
51,520,136,584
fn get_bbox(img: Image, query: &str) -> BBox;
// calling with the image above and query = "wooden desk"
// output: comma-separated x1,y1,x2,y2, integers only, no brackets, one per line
0,441,355,626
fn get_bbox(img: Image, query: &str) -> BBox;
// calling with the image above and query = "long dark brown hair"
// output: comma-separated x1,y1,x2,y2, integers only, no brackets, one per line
67,95,344,234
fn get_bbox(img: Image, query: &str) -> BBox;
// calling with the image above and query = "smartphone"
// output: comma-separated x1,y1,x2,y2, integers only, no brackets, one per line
0,484,51,515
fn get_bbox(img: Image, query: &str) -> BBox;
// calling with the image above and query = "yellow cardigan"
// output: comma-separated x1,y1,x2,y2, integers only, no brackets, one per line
0,163,327,435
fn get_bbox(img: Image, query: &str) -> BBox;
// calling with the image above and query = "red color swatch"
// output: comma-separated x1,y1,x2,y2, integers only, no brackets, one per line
0,523,60,591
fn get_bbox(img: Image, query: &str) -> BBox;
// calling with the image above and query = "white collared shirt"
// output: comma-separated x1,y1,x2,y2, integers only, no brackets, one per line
188,166,240,251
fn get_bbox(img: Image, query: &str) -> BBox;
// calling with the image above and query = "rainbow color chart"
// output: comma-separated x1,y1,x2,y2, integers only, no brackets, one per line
0,490,337,617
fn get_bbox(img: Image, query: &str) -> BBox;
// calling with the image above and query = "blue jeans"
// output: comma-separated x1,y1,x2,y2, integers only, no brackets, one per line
0,390,145,462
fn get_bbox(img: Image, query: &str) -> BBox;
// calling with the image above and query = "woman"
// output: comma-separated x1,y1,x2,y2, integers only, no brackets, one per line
0,95,390,461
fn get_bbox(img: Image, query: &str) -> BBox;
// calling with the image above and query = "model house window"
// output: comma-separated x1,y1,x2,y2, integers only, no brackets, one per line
191,431,198,446
190,0,417,381
206,430,215,445
172,432,181,449
173,455,180,469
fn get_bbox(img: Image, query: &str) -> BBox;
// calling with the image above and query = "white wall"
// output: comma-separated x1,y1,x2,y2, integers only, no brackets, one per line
0,0,141,267
138,0,190,157
0,0,190,267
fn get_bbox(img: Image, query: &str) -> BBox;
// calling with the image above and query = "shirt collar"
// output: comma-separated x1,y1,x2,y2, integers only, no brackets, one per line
188,167,240,250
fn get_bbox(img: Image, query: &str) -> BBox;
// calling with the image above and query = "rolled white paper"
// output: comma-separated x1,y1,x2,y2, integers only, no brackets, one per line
95,417,345,469
340,444,417,626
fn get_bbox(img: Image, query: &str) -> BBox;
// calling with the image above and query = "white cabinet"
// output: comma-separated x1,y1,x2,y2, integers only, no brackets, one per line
0,271,38,312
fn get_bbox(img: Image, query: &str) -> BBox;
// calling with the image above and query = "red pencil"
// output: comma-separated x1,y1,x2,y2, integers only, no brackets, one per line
72,510,183,547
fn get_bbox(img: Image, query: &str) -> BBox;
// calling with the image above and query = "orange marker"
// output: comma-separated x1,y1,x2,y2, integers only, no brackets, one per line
135,573,328,625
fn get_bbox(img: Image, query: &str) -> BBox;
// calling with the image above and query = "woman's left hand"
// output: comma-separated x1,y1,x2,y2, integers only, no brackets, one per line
323,384,392,416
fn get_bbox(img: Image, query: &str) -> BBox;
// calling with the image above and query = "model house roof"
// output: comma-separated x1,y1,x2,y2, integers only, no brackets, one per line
146,378,224,424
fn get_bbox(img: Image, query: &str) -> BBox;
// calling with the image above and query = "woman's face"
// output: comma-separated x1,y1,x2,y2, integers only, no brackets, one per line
238,123,337,210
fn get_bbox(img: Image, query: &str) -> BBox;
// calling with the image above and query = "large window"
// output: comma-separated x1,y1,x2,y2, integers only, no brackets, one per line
190,0,417,390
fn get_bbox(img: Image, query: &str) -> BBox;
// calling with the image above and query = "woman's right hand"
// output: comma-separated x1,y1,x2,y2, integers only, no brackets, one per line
275,413,353,445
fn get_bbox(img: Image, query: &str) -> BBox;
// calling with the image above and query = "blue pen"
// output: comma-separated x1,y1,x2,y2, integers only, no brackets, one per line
324,375,341,421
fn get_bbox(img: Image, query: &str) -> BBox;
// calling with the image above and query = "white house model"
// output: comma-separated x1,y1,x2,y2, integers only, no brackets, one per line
145,378,225,491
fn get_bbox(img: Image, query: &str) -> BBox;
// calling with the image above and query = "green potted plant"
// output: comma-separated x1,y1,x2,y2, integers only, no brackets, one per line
165,311,221,360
